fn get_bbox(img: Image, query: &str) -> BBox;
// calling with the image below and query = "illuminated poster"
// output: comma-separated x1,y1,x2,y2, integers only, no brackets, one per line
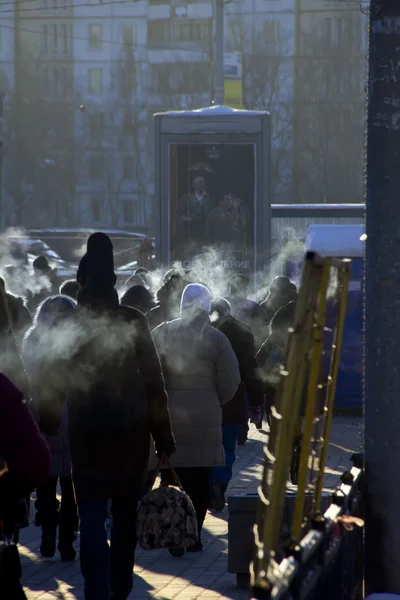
169,143,255,271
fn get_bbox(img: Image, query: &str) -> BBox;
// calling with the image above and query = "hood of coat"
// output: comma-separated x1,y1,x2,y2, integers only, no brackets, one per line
6,291,28,310
76,286,119,312
179,308,210,333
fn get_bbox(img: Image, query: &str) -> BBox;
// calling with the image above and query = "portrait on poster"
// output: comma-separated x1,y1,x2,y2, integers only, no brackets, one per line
169,143,255,270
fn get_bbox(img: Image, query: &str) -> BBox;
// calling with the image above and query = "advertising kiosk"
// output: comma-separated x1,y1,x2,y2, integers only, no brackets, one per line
153,105,271,284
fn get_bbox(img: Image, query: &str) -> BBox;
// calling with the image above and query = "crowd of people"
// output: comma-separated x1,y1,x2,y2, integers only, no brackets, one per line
0,232,298,600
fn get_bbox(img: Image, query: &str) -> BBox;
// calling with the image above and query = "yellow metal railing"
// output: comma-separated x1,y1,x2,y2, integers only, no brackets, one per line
250,252,351,596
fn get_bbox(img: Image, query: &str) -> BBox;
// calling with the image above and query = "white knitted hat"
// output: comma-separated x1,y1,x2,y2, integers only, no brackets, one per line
180,283,212,314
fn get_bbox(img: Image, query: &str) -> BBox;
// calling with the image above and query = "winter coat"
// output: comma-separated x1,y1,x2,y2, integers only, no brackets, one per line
22,327,74,478
213,315,264,424
28,402,72,478
0,373,50,494
151,312,241,468
147,275,189,330
226,296,269,350
6,292,32,344
67,288,175,503
0,285,31,398
260,287,298,326
257,329,290,416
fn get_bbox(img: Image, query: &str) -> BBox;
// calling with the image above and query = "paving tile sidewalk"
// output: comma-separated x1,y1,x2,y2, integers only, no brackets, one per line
20,415,362,600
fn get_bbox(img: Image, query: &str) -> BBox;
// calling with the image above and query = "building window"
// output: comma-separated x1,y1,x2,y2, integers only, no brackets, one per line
53,67,68,96
123,108,134,134
89,156,103,179
89,112,104,139
88,68,103,93
52,24,58,53
151,63,209,94
120,67,135,95
123,24,136,47
123,157,133,180
228,21,241,46
123,199,134,223
89,24,102,50
148,20,170,44
41,24,48,54
41,0,47,8
91,197,101,221
171,20,210,43
60,24,68,54
263,20,280,45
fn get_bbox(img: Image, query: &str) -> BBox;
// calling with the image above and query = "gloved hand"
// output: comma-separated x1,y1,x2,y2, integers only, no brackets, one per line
249,407,262,424
155,435,176,459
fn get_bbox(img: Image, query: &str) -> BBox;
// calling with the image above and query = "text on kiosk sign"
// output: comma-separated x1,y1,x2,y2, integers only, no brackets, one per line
182,260,252,270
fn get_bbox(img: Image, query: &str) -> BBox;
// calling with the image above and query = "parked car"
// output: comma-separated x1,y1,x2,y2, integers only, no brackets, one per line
28,228,155,270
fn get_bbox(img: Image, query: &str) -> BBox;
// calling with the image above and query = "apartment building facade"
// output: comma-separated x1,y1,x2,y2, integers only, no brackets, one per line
292,0,367,204
0,0,366,231
0,1,15,229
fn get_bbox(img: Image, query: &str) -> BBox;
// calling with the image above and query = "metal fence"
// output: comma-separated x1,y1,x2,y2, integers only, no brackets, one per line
270,204,365,244
252,459,363,600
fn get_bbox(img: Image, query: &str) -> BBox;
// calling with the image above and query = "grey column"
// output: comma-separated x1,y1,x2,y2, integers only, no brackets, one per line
365,0,400,594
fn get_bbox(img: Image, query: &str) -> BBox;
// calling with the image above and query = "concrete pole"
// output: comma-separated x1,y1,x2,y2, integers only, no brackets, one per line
214,0,224,105
365,0,400,594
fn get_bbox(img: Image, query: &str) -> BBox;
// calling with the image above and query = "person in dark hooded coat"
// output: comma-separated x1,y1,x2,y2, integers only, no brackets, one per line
23,295,78,562
124,268,154,292
59,279,79,300
120,284,155,315
210,298,264,510
225,274,269,349
0,282,31,399
0,277,32,344
68,233,175,600
260,276,298,325
257,301,297,422
147,270,189,329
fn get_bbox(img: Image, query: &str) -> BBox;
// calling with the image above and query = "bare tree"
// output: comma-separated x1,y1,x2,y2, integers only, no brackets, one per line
226,21,293,202
2,52,75,227
77,46,154,231
292,16,366,204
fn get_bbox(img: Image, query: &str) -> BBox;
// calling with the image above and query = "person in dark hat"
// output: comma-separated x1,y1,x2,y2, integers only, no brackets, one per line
59,279,79,301
209,298,264,510
0,276,32,345
32,256,59,309
68,232,175,600
257,300,297,426
33,255,52,275
120,284,155,315
260,276,298,325
147,270,190,329
124,268,154,292
226,274,269,350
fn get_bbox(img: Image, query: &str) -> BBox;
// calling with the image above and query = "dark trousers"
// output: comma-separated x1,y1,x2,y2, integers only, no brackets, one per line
211,423,241,492
35,476,78,550
78,496,139,600
158,467,211,542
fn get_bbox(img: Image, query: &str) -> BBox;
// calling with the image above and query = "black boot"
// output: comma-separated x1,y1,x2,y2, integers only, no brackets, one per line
35,488,59,559
58,516,77,561
40,525,57,558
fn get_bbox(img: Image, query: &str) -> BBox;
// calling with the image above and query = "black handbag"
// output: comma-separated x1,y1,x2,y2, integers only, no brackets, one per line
137,455,198,551
0,532,27,599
